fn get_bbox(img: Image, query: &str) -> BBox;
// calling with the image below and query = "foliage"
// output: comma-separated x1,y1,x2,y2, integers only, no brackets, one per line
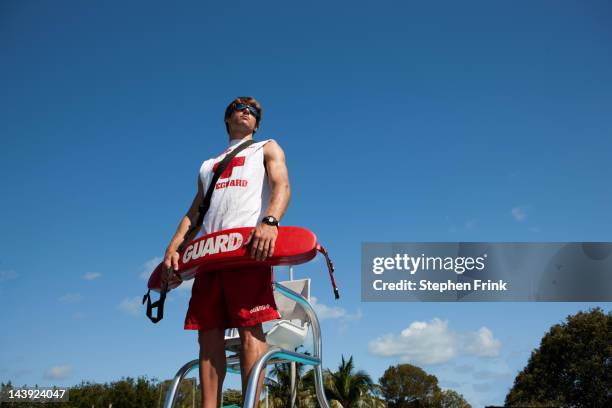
265,362,313,408
505,307,612,407
263,355,381,407
69,381,113,407
433,389,471,408
0,376,203,408
379,363,441,407
376,364,470,407
223,388,242,406
2,356,472,407
322,355,376,408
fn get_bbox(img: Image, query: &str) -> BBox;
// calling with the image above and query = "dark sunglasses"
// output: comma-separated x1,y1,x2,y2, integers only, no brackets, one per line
232,103,260,118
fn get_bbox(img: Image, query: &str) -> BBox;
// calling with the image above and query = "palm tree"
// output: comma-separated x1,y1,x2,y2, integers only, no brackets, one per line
321,355,377,408
265,362,314,408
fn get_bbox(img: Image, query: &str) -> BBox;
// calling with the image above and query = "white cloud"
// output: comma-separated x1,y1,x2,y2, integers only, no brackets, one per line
44,365,72,380
140,257,163,280
511,206,527,222
0,270,18,283
463,327,502,358
310,296,362,321
83,272,101,280
311,296,346,320
369,319,456,365
118,297,142,316
368,318,501,365
345,309,363,322
59,293,83,303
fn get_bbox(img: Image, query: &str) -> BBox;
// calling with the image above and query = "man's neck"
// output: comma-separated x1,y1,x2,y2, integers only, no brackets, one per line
228,132,254,145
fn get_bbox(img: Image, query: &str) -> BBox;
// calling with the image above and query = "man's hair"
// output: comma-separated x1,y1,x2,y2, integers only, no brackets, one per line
224,96,262,134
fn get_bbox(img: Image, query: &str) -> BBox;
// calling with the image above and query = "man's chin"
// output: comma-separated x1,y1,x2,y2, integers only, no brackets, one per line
234,125,255,134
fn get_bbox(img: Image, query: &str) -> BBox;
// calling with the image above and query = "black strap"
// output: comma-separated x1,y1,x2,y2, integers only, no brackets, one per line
143,289,166,324
145,139,256,324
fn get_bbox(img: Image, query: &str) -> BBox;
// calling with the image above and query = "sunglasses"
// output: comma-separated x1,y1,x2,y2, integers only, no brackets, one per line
232,103,260,118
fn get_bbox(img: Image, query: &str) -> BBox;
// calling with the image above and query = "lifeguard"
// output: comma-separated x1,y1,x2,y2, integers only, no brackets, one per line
162,96,290,408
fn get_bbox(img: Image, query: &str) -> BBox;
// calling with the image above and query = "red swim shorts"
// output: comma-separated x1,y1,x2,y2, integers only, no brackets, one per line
184,264,280,330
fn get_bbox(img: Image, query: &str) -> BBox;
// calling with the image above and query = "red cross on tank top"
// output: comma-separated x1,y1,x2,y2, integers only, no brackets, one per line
212,156,246,179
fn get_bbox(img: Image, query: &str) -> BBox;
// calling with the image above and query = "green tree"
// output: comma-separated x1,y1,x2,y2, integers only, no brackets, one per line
68,380,110,407
64,376,161,408
505,307,612,407
108,377,139,406
266,362,314,408
223,388,242,406
433,389,471,408
157,377,199,408
379,364,440,407
322,355,375,408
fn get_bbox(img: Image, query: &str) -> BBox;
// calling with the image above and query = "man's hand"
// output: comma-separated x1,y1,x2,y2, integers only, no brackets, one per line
164,247,180,271
161,248,180,288
245,223,278,261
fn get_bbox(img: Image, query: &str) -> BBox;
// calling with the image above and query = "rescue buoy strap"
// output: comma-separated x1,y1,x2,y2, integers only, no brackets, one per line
143,289,165,324
317,244,340,300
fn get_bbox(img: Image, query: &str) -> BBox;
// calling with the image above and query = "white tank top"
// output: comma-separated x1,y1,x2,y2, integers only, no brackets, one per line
198,139,272,235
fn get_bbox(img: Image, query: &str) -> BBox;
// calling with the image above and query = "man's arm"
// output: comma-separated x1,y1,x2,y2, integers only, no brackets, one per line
163,176,204,271
246,140,291,261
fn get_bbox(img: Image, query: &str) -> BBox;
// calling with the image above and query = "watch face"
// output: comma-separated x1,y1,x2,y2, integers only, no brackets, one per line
263,216,278,225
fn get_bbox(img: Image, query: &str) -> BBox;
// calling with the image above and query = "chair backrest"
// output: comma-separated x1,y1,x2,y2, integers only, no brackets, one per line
273,278,310,323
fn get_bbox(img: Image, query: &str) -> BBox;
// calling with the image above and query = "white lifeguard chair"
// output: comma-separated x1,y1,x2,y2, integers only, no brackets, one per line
162,270,332,408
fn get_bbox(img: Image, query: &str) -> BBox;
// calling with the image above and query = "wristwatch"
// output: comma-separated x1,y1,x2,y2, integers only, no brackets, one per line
262,215,279,227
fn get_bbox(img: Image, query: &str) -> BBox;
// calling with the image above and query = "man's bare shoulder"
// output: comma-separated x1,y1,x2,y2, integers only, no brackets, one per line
263,139,285,159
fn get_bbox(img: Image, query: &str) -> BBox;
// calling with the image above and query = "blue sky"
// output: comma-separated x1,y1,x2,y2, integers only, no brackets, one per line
1,1,611,406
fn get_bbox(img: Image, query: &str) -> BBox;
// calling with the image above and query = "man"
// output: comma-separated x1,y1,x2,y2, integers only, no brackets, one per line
162,96,291,408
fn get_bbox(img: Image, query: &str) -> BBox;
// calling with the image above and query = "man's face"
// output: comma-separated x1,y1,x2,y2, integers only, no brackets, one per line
226,103,258,134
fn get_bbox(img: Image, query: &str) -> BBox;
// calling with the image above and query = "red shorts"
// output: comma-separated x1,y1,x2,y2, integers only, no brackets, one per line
184,265,280,330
